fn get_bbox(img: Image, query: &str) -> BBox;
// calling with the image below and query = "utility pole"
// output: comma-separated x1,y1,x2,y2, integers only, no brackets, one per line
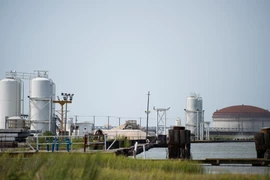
93,116,95,130
107,116,110,130
145,91,151,136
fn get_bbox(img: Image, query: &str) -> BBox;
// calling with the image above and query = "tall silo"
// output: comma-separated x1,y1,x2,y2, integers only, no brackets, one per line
185,94,203,140
186,96,197,134
30,77,55,133
0,78,21,129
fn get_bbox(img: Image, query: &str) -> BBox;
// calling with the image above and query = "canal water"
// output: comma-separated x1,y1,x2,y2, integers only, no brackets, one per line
135,142,270,174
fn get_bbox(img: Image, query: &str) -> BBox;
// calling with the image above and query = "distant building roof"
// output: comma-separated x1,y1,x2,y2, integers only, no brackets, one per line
213,105,270,118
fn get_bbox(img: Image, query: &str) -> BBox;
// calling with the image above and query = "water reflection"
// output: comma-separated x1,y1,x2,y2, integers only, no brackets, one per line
135,142,270,174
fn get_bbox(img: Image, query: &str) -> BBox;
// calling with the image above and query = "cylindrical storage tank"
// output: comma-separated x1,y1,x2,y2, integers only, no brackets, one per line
0,78,21,129
30,77,53,133
186,95,203,138
175,119,181,126
186,96,197,134
187,96,197,111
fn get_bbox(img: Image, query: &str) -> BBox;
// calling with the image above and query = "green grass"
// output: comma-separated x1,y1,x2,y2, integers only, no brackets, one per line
0,153,269,180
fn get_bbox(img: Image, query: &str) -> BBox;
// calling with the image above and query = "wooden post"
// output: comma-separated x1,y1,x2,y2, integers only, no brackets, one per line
168,126,190,159
84,135,87,152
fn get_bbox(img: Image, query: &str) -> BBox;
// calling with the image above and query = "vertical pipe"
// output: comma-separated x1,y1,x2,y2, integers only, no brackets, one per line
20,79,24,116
119,117,121,126
49,97,51,132
61,104,64,133
156,110,158,137
28,79,31,121
65,103,68,135
207,123,210,140
185,110,187,128
75,115,78,136
84,135,87,152
70,136,73,151
104,135,107,150
36,134,39,152
134,141,138,159
140,117,141,127
196,111,199,140
164,111,167,135
143,144,146,159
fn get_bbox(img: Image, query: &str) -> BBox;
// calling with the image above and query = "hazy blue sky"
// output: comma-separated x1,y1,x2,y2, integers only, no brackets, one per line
0,0,269,127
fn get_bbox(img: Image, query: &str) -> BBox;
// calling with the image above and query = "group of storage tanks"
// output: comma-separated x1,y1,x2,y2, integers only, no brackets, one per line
185,94,205,140
0,71,56,133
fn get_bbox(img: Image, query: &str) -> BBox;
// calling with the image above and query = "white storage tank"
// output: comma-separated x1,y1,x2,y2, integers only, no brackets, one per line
0,78,21,129
186,96,198,134
185,94,203,138
30,77,54,133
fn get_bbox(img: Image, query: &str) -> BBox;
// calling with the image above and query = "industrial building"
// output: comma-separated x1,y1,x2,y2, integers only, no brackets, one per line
212,105,270,133
100,120,146,140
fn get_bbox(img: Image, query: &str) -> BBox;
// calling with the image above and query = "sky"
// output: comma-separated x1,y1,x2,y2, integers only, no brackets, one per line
0,0,269,127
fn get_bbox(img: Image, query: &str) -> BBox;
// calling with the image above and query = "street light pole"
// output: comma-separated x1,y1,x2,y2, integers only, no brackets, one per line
53,93,74,135
65,102,68,135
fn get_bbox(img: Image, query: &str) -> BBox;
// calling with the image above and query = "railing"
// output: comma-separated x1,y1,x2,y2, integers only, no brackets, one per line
0,136,19,152
26,135,85,152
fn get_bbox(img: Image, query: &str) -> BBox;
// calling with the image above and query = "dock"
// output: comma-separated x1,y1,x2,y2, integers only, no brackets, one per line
1,151,270,166
198,158,270,166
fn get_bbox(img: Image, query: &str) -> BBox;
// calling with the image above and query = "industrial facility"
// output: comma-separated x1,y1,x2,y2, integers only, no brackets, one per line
2,70,269,149
185,94,210,140
0,70,65,144
212,105,270,134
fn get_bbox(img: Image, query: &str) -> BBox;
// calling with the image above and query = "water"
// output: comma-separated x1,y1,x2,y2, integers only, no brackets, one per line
135,142,270,174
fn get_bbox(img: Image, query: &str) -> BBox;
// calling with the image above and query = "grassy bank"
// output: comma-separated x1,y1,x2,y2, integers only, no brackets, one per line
0,153,269,180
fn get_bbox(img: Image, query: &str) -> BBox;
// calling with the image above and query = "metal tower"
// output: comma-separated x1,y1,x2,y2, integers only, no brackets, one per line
153,107,170,136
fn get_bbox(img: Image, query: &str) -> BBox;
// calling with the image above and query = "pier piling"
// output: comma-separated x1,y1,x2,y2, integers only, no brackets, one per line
168,126,191,159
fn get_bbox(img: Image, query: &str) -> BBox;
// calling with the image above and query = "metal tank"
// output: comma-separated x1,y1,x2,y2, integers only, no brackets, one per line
30,77,54,133
0,78,21,129
185,95,203,139
186,96,197,135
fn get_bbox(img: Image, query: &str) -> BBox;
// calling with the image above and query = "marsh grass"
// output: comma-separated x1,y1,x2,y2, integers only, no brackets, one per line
0,153,269,180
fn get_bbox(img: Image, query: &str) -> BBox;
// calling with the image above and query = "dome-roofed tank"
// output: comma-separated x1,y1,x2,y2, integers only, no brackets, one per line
30,77,54,133
212,105,270,132
0,78,21,129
